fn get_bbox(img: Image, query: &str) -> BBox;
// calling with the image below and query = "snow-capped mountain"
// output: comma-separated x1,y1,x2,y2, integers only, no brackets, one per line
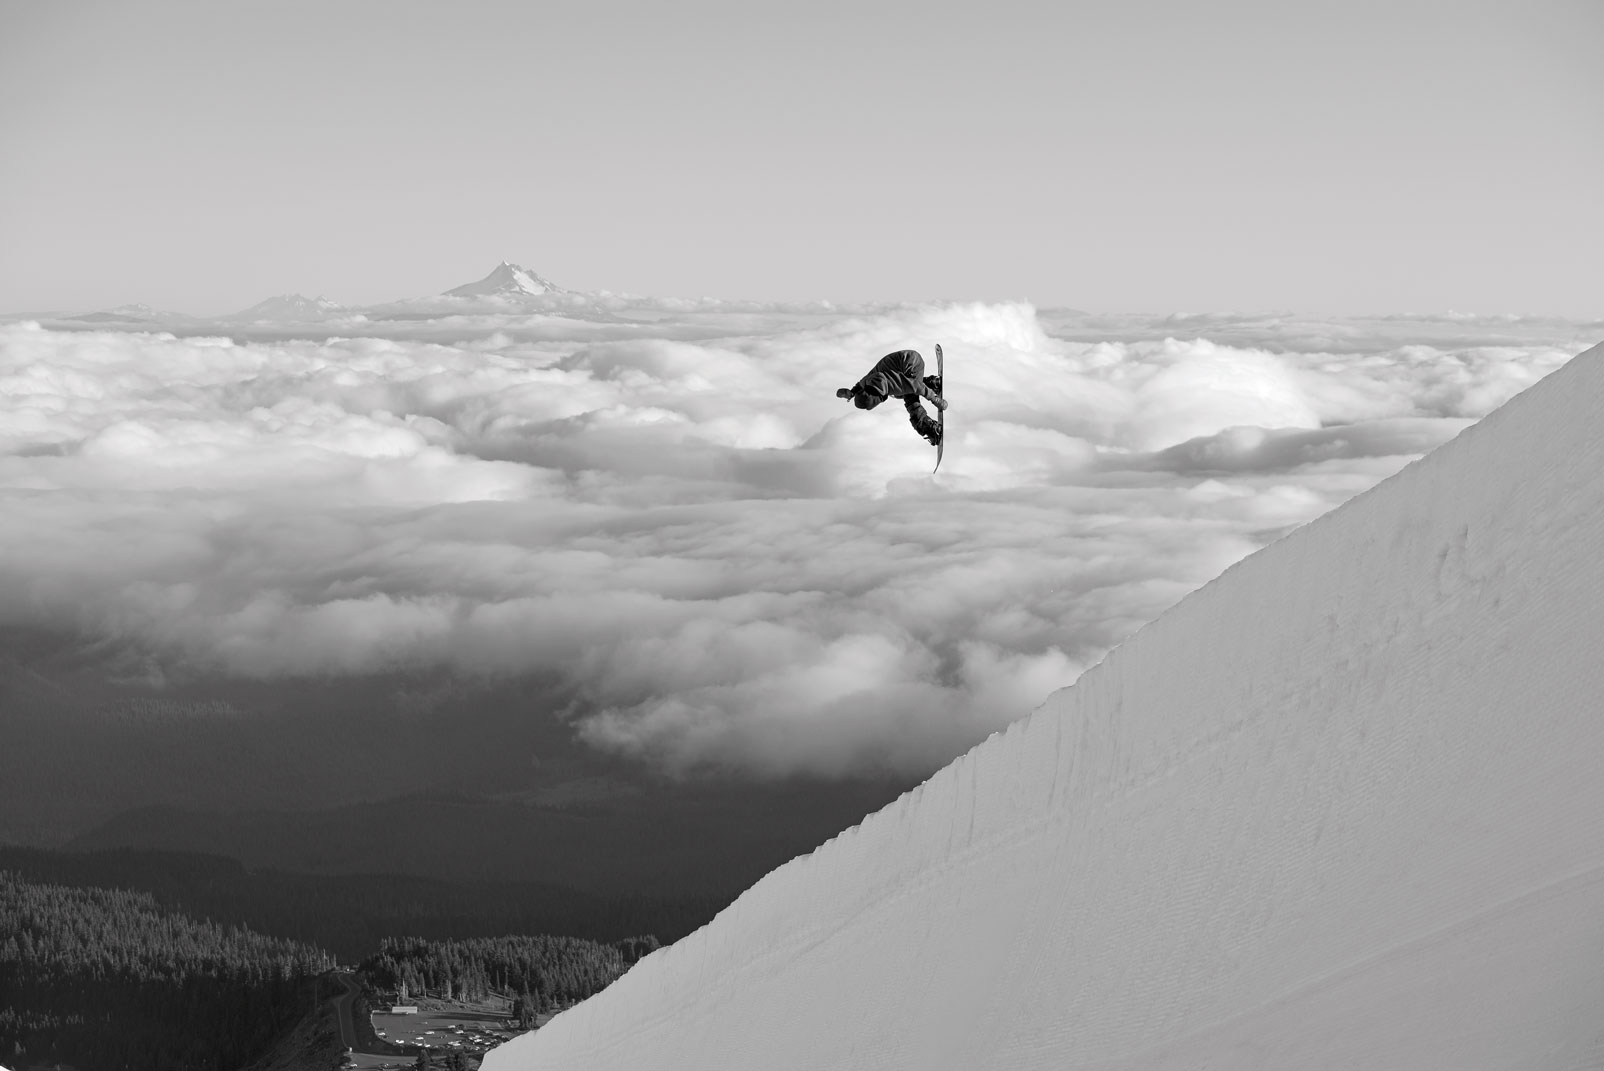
485,339,1604,1069
351,261,580,318
442,261,564,299
223,294,348,322
36,263,585,327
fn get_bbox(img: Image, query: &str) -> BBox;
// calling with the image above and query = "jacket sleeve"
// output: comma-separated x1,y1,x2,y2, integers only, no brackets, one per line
851,368,892,399
849,386,887,410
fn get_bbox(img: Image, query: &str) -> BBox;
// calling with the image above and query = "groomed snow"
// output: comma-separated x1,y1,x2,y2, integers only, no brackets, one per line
484,340,1604,1071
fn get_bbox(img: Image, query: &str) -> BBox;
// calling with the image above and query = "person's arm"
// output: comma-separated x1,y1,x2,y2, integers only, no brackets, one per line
847,368,894,405
838,384,886,410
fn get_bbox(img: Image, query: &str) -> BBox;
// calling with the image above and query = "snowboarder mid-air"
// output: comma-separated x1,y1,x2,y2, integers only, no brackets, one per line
836,348,947,447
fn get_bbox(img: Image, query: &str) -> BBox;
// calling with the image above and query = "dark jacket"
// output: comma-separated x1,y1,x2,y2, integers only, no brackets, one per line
850,349,937,410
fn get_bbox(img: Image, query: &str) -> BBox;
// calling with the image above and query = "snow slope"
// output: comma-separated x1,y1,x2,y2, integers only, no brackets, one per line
485,341,1604,1071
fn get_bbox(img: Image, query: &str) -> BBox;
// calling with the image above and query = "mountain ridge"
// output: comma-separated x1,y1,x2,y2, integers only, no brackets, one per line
51,262,573,323
223,293,349,322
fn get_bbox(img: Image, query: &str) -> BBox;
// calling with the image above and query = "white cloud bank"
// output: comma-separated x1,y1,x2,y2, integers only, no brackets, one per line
0,306,1591,778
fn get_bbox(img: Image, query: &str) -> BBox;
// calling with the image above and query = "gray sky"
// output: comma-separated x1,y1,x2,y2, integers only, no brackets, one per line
1,0,1600,314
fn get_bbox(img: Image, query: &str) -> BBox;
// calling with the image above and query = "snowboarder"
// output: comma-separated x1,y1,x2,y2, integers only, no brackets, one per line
836,348,947,447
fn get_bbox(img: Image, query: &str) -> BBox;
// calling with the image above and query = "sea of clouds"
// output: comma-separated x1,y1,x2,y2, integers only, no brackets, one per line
1,302,1594,779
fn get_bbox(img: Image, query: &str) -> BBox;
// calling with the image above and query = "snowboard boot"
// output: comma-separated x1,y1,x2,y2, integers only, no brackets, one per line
922,374,942,397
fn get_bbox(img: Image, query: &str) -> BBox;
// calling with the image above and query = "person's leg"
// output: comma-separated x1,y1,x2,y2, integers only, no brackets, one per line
888,350,947,404
890,350,926,382
903,395,941,445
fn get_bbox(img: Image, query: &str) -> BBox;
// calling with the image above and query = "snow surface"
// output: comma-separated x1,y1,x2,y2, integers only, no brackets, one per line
484,339,1604,1070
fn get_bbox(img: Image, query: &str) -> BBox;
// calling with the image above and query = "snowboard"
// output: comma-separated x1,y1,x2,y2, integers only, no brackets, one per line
933,343,945,473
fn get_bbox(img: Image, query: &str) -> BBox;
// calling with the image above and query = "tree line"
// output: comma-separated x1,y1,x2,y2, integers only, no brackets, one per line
0,870,334,1070
1,855,676,1066
0,846,719,959
363,932,660,1018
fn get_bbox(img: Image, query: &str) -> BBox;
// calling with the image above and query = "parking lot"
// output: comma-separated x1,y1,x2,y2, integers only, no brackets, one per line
360,1006,524,1067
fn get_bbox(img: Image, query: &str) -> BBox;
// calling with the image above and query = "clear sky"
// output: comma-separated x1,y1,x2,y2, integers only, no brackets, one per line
1,0,1600,315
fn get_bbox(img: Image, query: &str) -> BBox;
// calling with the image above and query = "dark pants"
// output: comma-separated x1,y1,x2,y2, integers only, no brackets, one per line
903,395,940,439
849,349,939,440
853,350,929,401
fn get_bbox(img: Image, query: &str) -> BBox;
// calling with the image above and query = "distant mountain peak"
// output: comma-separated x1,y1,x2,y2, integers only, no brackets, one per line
443,262,563,299
225,293,347,322
68,302,194,324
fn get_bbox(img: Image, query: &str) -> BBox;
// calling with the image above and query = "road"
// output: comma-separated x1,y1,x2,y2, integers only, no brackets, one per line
334,973,361,1052
330,974,410,1071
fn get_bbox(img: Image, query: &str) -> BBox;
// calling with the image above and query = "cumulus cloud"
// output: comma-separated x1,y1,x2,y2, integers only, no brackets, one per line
0,307,1591,779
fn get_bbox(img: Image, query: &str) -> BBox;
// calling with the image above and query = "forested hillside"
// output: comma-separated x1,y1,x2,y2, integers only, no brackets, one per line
0,871,334,1070
0,847,720,959
364,933,659,1019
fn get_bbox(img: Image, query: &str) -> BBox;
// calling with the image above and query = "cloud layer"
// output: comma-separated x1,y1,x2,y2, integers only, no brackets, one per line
0,306,1590,777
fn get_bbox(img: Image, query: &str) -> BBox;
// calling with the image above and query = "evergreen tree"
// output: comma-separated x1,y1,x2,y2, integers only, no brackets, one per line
362,932,643,1013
